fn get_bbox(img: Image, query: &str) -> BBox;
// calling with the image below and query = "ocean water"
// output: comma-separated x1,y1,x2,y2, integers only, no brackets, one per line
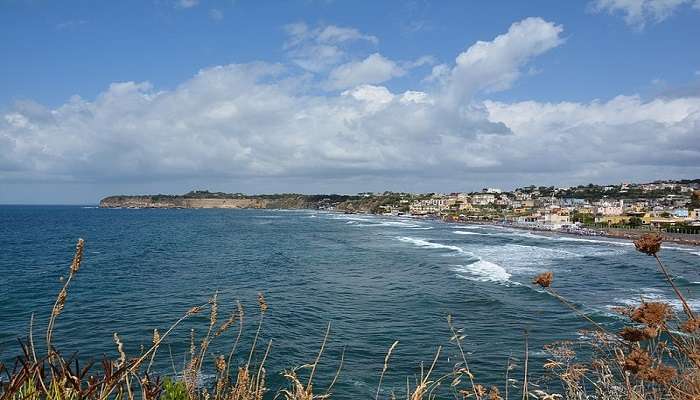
1,206,698,398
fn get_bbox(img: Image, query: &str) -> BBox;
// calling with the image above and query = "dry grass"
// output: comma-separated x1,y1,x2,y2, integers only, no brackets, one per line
0,234,697,399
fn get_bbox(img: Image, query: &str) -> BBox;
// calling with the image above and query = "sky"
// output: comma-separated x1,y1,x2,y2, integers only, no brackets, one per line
1,0,699,204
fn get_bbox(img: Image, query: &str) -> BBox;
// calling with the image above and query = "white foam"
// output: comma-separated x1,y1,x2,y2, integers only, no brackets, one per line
663,246,700,257
397,236,512,283
331,214,424,228
509,243,582,257
452,260,511,283
552,236,633,247
453,230,483,236
455,224,492,230
396,236,471,255
611,290,700,313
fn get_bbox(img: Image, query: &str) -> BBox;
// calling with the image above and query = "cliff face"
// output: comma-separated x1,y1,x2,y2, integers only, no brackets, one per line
99,195,313,209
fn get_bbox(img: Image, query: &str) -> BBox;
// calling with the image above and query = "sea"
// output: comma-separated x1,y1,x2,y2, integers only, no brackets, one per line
1,206,698,398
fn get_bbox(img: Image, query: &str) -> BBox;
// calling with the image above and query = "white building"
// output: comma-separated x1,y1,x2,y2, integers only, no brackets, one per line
596,200,624,216
471,193,496,206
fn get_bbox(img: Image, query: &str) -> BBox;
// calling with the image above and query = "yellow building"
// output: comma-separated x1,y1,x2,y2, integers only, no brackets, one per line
596,215,631,225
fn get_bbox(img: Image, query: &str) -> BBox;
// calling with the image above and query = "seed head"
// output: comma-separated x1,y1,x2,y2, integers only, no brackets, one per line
638,365,677,385
631,302,671,326
488,386,502,400
533,272,553,288
215,311,237,337
624,349,652,373
619,327,652,342
70,239,85,274
257,292,268,314
187,306,203,316
152,329,161,345
52,288,67,317
215,355,226,373
681,318,700,333
633,233,662,256
209,292,218,328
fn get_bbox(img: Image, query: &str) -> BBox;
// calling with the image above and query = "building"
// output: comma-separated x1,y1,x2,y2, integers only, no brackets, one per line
544,212,570,225
409,197,455,215
596,200,624,216
471,193,496,206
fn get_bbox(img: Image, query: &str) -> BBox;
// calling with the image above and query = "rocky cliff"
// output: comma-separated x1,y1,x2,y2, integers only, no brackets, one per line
99,195,313,209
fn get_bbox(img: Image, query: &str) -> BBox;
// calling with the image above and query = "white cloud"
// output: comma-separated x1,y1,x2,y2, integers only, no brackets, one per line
283,22,378,72
314,25,378,45
403,55,436,69
400,91,431,105
482,95,700,174
2,17,698,192
589,0,699,28
324,53,405,90
441,17,564,106
177,0,199,8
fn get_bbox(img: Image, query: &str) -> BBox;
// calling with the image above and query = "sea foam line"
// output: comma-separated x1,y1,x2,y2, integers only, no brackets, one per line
451,261,512,283
396,236,511,283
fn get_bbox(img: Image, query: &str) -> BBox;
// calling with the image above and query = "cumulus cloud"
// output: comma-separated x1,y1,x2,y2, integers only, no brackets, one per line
440,17,564,106
589,0,699,29
2,17,698,194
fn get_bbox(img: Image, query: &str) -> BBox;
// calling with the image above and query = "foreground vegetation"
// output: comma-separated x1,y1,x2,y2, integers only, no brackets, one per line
0,234,698,399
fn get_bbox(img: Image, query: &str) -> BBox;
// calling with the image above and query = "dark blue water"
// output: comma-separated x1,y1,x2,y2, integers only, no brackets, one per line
1,206,698,398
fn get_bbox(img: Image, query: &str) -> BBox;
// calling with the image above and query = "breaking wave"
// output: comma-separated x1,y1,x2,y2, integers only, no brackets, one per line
396,236,511,283
396,236,471,254
452,261,512,283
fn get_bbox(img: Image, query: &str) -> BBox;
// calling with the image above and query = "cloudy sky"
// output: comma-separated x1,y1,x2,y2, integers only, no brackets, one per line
1,0,699,204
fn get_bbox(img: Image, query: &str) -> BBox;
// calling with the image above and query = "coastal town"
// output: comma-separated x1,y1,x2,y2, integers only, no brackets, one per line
332,179,700,237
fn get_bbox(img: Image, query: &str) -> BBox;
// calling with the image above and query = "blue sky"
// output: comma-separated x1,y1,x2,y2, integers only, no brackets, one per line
1,0,699,203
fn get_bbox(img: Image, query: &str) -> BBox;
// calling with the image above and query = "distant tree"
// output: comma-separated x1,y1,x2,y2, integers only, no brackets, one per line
628,217,642,227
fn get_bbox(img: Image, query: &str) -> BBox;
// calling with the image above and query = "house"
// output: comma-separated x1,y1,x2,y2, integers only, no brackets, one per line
409,196,455,215
597,200,624,216
471,193,496,206
544,212,570,225
595,215,630,225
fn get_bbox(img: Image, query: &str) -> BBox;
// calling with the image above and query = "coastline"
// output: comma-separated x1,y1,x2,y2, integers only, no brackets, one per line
96,198,700,248
435,217,700,247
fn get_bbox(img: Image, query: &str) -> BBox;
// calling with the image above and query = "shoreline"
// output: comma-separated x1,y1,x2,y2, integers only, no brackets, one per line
434,217,700,248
